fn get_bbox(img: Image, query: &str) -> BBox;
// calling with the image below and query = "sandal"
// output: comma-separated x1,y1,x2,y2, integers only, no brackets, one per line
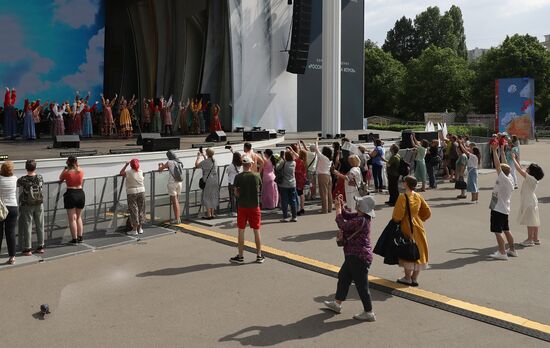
396,277,412,286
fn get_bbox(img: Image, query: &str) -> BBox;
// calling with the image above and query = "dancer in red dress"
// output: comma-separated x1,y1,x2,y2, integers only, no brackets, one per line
210,104,222,132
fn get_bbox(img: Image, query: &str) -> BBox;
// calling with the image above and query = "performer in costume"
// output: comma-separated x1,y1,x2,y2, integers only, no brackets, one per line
152,99,162,133
101,93,117,136
22,99,36,140
52,103,66,136
82,101,98,138
161,96,174,136
31,99,48,139
198,98,206,134
178,98,190,134
142,98,151,132
210,104,222,132
3,87,17,139
190,98,202,135
118,96,133,138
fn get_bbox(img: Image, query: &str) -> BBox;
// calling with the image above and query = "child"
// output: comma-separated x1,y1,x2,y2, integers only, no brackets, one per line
459,141,481,203
510,153,544,247
488,142,516,260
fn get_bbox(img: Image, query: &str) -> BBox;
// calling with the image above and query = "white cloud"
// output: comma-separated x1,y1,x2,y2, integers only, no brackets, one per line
62,27,105,91
53,0,99,29
0,15,53,96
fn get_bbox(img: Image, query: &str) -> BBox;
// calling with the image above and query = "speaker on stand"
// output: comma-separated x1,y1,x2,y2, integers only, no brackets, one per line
286,0,312,74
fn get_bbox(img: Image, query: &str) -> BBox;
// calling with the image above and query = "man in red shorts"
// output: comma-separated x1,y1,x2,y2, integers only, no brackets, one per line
230,156,264,264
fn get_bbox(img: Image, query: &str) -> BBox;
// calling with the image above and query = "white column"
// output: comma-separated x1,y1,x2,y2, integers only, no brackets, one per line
321,0,341,136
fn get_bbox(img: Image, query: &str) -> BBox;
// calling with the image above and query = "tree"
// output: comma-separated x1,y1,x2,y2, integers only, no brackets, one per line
472,34,550,123
403,46,474,118
414,7,442,53
364,46,406,117
382,16,418,63
446,5,467,59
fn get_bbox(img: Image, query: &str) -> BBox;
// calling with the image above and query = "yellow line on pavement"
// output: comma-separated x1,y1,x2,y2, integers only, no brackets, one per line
175,222,550,336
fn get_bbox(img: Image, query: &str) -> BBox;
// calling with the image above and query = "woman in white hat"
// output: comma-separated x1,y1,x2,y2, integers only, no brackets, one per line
323,194,377,322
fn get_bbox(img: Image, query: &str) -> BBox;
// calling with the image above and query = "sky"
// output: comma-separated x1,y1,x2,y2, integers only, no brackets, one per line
0,0,105,106
364,0,550,49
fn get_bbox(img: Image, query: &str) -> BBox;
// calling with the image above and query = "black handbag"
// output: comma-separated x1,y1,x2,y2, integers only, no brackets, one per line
394,194,420,262
199,160,214,190
454,178,467,190
275,161,285,185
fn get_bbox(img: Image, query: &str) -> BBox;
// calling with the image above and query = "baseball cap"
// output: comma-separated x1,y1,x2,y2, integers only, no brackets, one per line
242,156,253,164
354,196,376,217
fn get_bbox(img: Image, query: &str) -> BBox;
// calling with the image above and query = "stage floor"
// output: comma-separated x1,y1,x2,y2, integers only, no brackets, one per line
0,130,400,161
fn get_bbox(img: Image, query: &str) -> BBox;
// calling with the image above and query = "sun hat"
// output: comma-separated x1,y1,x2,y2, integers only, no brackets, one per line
354,196,376,217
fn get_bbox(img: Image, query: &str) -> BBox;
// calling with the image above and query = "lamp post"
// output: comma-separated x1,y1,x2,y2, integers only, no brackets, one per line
321,0,341,137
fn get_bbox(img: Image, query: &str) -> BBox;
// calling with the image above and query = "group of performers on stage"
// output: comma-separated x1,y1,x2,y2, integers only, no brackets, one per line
1,87,223,140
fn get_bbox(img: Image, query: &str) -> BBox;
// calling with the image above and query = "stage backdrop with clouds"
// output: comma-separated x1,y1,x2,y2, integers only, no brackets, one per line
0,0,105,106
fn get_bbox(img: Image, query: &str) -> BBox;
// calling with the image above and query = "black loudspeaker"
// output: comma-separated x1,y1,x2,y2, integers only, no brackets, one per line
400,131,438,149
266,129,277,139
137,133,161,145
286,0,312,74
142,137,181,152
205,131,227,142
243,131,270,141
359,133,380,143
54,135,80,149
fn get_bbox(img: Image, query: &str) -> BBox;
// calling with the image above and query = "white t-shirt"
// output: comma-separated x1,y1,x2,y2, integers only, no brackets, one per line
467,154,478,169
125,169,145,194
0,176,18,206
315,150,332,175
227,164,241,185
492,171,514,215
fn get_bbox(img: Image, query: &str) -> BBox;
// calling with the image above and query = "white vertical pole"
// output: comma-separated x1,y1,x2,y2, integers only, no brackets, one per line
321,0,341,136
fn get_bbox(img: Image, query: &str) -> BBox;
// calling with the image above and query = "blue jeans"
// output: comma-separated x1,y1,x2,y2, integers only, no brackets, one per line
372,164,383,189
279,187,297,219
427,163,436,188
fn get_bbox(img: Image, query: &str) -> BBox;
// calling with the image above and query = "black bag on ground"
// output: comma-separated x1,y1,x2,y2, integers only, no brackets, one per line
394,194,420,262
274,161,285,185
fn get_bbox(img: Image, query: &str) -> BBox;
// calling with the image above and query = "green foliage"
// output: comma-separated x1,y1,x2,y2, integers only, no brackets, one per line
364,46,406,117
367,124,490,137
403,46,474,118
382,16,418,63
472,34,550,123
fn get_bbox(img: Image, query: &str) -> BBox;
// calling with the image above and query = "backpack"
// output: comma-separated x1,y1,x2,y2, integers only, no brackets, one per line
170,160,184,182
275,161,285,185
25,176,44,205
398,158,411,177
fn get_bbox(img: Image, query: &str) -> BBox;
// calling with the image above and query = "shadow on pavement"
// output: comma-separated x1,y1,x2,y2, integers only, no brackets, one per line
219,311,361,346
280,230,335,242
429,247,498,270
538,196,550,204
136,263,237,277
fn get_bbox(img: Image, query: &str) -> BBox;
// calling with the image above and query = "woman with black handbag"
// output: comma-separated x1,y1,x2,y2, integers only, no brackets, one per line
392,176,431,287
323,194,377,321
195,148,219,220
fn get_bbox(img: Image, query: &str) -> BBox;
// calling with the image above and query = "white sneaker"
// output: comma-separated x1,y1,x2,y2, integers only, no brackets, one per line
323,300,342,314
280,218,289,223
353,311,376,322
506,249,518,257
138,228,144,235
126,230,138,236
489,251,508,260
290,217,298,222
520,240,534,247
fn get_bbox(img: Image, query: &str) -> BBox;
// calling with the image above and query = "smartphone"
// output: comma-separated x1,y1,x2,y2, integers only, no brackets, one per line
225,145,232,150
199,146,203,153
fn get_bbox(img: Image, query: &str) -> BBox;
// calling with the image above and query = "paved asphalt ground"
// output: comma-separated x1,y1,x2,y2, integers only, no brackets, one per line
0,138,549,347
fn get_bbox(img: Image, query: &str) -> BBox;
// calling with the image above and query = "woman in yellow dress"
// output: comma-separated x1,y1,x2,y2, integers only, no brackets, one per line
392,175,431,287
119,97,133,138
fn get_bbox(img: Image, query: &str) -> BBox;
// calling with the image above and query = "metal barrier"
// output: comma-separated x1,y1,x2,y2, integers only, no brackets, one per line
9,164,234,252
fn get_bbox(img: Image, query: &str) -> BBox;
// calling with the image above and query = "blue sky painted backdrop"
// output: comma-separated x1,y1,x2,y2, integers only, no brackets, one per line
0,0,105,106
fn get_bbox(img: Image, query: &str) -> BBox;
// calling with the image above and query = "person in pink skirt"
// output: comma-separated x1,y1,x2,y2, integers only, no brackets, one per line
261,149,279,210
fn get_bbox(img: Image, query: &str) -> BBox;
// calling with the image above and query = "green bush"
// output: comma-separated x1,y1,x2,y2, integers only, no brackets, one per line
367,124,490,137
